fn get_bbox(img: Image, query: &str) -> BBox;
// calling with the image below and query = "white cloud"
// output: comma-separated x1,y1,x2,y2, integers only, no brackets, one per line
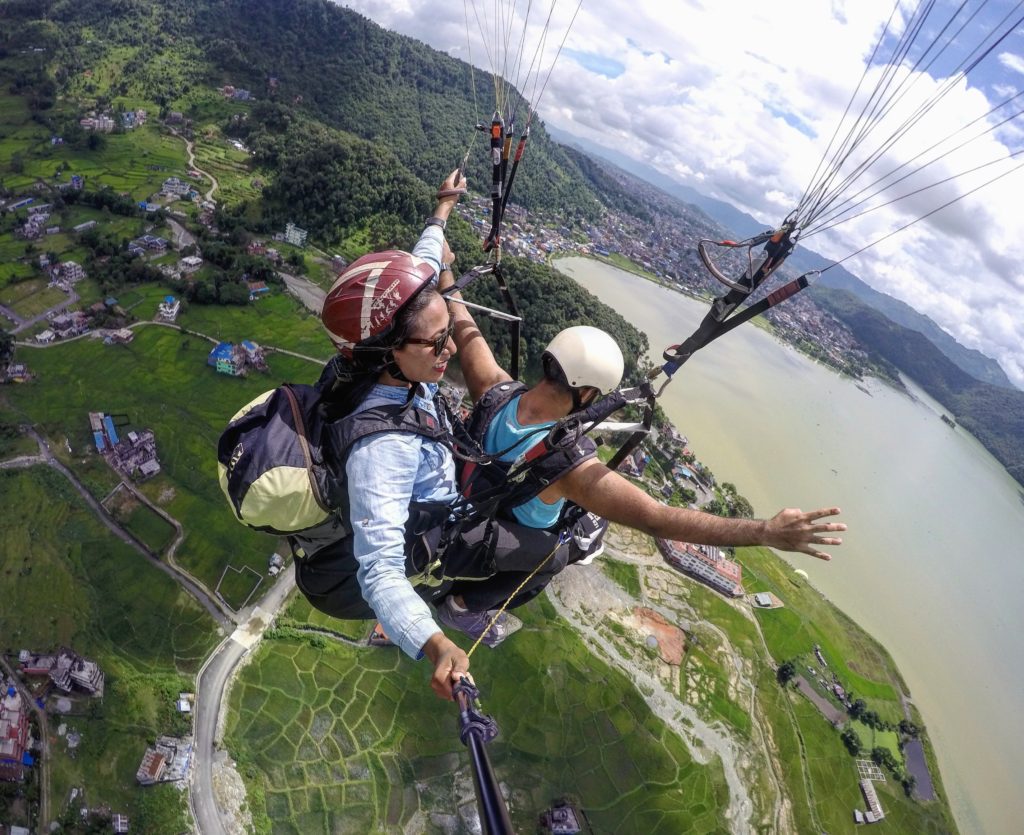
999,51,1024,76
338,0,1024,388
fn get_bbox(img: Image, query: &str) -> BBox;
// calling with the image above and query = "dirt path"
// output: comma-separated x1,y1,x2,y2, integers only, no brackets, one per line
177,132,219,203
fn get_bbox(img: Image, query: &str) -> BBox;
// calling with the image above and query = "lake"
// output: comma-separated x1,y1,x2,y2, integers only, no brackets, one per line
557,256,1024,835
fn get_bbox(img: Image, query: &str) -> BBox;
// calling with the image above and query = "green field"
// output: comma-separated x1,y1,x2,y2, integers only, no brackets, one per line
602,557,641,597
178,293,332,362
2,323,319,590
121,500,177,553
227,594,730,835
0,277,65,316
190,125,267,209
0,466,218,820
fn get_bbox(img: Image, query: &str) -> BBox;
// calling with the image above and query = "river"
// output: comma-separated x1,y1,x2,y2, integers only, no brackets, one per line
556,256,1024,835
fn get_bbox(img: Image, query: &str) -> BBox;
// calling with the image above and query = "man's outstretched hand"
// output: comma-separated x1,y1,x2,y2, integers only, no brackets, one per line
762,506,846,560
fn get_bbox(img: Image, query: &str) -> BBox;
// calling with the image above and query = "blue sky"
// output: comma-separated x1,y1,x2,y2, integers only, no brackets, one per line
341,0,1024,387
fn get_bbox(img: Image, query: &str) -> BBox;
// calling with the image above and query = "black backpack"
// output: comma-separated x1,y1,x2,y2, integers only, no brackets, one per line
217,383,452,537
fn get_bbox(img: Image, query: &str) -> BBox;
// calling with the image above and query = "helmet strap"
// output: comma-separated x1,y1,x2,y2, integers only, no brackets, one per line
384,350,411,385
384,351,426,409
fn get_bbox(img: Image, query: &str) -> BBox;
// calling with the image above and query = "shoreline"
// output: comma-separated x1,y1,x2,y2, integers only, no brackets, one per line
553,254,967,832
551,252,903,390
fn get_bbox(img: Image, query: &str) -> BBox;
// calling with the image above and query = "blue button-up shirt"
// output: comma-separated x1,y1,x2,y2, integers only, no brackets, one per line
344,226,456,659
346,384,458,658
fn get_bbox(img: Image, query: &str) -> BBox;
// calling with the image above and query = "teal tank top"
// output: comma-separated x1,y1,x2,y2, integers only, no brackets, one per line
483,395,564,529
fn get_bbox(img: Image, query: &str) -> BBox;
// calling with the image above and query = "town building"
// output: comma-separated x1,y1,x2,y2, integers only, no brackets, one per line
656,539,744,597
136,736,193,785
80,113,115,132
105,329,135,345
112,812,130,833
60,261,86,283
88,413,162,480
1,363,33,384
617,448,649,479
136,748,166,785
73,220,97,233
207,341,268,376
284,222,308,247
161,177,192,197
246,279,269,300
178,255,203,274
48,311,90,339
19,647,105,696
132,234,169,252
0,683,31,782
754,592,773,607
538,800,587,834
858,778,885,823
157,295,181,322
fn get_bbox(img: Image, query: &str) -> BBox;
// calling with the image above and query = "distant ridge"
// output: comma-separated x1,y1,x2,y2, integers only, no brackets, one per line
546,125,1018,392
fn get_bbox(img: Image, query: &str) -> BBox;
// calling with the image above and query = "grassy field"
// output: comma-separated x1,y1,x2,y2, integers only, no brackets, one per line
1,324,318,590
190,123,267,209
0,427,39,458
603,557,642,598
178,293,332,362
740,546,905,712
728,545,958,833
0,466,218,820
0,277,67,318
120,500,177,553
227,594,730,835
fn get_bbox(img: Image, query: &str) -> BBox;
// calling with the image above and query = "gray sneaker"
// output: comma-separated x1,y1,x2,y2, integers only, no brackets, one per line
436,598,522,648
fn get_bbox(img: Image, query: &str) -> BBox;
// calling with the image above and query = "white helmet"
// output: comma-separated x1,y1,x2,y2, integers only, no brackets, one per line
542,326,624,395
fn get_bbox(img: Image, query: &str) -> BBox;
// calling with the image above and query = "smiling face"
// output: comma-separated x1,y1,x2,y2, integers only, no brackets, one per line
388,293,455,384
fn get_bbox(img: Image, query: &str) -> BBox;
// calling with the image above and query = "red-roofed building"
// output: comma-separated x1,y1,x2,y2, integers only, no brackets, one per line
656,539,744,597
0,685,31,782
136,749,167,785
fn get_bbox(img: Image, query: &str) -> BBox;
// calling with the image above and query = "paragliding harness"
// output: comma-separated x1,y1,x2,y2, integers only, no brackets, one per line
458,382,595,522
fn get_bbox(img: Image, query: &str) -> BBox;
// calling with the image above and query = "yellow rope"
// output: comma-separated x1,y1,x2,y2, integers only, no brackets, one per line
465,537,563,658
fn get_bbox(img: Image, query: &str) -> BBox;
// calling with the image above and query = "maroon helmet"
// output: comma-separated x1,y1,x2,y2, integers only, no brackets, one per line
321,250,436,357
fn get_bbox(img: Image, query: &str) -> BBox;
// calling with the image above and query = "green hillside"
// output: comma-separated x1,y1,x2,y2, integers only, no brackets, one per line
814,286,1024,484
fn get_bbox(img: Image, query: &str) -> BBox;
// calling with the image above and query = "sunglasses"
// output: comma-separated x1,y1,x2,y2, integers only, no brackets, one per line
404,319,454,356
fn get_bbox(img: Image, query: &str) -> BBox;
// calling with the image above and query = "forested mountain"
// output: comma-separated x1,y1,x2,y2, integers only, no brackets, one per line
547,125,1019,392
814,287,1024,483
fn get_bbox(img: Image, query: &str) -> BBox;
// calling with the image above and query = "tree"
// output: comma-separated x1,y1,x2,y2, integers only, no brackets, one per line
840,727,861,756
898,719,920,738
776,660,796,686
0,331,13,363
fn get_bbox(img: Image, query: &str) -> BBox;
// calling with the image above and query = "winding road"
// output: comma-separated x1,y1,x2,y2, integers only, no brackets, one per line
190,571,296,835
